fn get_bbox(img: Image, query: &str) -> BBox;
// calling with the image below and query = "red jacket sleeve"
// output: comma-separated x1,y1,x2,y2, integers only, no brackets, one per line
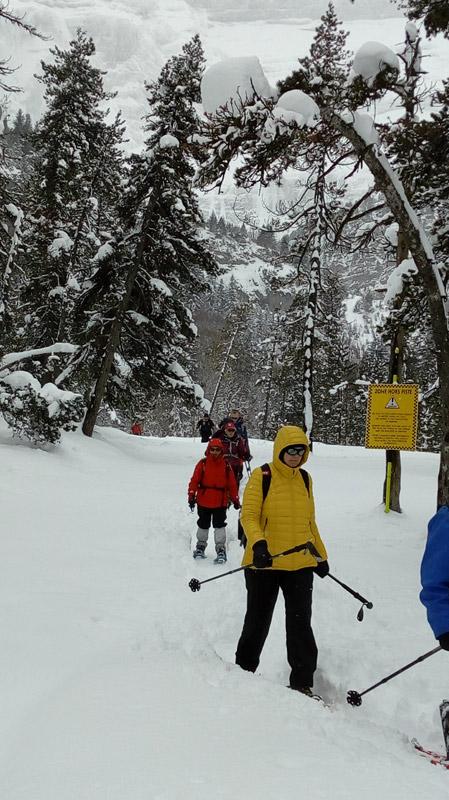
188,461,204,498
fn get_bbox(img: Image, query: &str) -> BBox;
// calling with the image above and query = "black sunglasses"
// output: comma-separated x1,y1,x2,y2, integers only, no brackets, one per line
285,446,306,456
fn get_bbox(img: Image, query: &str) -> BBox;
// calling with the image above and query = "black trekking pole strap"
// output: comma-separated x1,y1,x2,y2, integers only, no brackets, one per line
347,645,442,707
188,541,313,592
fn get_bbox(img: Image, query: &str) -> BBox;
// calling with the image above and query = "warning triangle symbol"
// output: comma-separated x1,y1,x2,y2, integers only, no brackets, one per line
385,397,399,409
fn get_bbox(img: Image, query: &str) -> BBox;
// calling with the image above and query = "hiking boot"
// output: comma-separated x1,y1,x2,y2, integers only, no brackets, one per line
193,544,206,559
214,548,227,565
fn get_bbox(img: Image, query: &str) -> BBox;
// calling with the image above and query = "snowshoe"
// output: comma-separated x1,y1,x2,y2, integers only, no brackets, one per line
412,738,449,769
291,686,323,702
214,549,227,565
440,699,449,758
193,545,206,559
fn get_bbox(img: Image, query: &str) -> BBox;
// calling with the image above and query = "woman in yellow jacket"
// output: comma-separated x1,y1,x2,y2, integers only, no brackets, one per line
235,425,329,697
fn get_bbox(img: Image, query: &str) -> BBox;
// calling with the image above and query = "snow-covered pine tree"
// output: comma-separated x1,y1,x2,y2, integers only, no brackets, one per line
402,0,449,37
82,36,217,436
313,271,362,445
279,1,351,106
0,8,44,353
19,30,125,381
0,8,87,443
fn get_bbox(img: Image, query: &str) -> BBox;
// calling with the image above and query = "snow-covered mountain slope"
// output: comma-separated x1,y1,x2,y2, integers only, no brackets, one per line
1,420,448,799
202,226,295,297
190,0,400,21
5,0,449,152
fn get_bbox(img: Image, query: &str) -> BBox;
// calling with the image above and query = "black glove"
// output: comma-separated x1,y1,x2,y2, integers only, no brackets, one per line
252,539,273,569
438,632,449,651
233,500,241,510
314,560,330,578
188,498,195,511
247,455,253,462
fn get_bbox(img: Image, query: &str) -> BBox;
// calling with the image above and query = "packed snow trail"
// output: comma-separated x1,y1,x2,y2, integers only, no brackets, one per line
1,422,448,799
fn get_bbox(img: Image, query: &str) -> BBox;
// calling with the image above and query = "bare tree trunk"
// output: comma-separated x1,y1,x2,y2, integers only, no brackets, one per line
383,326,406,511
302,157,325,449
383,229,408,512
208,326,240,416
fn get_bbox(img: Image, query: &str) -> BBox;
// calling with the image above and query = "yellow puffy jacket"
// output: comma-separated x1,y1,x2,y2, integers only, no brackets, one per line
241,426,327,571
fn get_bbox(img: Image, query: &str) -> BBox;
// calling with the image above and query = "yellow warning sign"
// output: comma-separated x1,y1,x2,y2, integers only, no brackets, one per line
365,384,419,450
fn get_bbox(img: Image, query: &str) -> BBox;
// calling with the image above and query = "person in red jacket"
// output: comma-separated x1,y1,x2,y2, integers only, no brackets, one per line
188,438,240,564
131,421,143,435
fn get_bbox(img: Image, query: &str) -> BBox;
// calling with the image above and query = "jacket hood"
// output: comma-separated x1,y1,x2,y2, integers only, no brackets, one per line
206,438,224,456
273,426,310,466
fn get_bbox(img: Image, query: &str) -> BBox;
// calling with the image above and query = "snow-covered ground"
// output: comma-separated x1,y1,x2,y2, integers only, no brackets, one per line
1,419,448,798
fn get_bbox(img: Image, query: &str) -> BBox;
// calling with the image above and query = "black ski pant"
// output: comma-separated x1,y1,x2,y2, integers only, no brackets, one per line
197,505,227,530
235,567,317,689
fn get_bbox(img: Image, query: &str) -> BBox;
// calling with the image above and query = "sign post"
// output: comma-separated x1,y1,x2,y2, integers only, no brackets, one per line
365,384,419,512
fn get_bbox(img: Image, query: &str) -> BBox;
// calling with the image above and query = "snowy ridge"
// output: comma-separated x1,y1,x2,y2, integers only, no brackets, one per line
1,420,448,798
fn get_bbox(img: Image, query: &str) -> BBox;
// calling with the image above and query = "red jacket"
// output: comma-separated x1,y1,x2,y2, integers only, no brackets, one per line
188,453,239,509
131,423,142,435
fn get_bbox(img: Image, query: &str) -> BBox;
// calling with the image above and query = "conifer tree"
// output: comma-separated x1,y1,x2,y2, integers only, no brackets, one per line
82,36,217,436
0,8,44,351
19,30,125,378
402,0,449,37
279,2,351,106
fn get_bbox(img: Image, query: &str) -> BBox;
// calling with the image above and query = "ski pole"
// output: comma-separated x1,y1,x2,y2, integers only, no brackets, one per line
188,541,313,592
304,541,373,621
347,646,442,706
245,460,252,475
326,573,373,621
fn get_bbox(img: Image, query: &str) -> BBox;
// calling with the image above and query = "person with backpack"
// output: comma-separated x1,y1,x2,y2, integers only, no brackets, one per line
213,420,249,488
235,425,329,698
188,437,240,564
196,412,215,443
220,409,249,443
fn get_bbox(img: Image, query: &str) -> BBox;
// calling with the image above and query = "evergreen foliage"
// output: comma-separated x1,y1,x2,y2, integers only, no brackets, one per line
80,35,217,432
20,30,125,366
402,0,449,38
0,371,84,444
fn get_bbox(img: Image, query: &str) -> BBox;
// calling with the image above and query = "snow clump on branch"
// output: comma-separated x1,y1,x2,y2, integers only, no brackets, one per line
263,89,320,140
384,257,418,306
159,134,180,149
350,41,400,86
201,56,274,114
0,370,84,444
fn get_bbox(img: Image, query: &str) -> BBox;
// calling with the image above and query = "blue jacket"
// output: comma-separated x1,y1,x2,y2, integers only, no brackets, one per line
420,505,449,638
